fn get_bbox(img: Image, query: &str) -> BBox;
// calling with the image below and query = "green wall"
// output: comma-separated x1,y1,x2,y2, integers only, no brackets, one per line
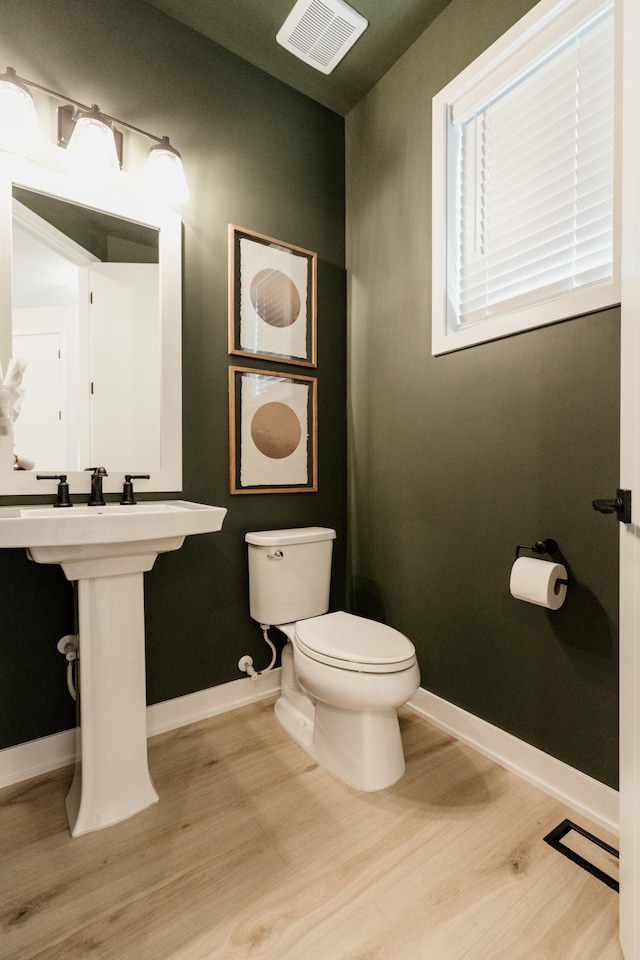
346,0,619,788
0,0,347,750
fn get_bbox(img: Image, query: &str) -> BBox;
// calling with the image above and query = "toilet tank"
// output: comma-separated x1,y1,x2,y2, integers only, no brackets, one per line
245,527,336,626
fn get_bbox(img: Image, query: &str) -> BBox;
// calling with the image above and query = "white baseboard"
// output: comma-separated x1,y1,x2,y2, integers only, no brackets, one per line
0,669,281,790
1,676,620,838
0,727,78,790
146,668,281,736
408,688,619,836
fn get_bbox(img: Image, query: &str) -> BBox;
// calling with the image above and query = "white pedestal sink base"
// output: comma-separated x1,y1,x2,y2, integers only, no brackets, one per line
66,569,159,837
0,499,227,836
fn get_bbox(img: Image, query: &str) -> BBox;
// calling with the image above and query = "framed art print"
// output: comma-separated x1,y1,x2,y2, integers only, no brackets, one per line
228,225,317,367
229,366,318,494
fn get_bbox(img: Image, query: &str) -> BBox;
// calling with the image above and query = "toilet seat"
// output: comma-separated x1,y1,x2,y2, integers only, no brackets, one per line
294,611,417,674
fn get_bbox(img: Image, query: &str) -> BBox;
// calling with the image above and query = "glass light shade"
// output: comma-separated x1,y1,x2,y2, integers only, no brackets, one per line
146,137,190,205
65,105,120,177
0,68,38,154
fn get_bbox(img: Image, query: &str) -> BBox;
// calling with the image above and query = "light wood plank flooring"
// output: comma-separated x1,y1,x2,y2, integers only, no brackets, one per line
0,699,622,960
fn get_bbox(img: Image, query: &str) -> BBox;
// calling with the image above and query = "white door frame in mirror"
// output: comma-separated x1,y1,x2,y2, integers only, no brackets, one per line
0,154,182,495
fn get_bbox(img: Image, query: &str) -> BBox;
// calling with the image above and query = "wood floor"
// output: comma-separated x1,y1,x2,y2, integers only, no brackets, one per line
0,699,622,960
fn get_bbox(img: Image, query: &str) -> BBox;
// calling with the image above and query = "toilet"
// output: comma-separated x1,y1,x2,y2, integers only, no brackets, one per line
245,527,421,791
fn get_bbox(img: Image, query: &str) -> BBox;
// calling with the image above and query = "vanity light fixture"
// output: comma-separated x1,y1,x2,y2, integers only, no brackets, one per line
0,67,190,204
0,67,39,153
145,136,190,206
60,104,122,177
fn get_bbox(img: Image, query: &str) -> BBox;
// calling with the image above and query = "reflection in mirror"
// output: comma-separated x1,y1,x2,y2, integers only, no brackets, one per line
0,161,182,496
12,188,160,473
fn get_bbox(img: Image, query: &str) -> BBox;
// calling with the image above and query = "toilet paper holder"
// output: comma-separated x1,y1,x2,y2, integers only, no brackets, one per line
514,539,569,587
515,538,564,566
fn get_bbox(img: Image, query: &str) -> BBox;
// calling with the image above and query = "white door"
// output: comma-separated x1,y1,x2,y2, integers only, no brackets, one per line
12,330,65,470
88,262,160,471
619,0,640,955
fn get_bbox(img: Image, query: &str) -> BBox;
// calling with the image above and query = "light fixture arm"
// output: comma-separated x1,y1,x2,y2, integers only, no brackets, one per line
4,68,104,123
97,114,165,147
4,67,165,145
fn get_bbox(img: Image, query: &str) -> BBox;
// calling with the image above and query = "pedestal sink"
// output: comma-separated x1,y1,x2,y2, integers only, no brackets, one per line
0,500,226,836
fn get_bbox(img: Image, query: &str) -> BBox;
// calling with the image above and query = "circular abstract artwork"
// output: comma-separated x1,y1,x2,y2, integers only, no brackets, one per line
251,401,302,459
250,269,301,328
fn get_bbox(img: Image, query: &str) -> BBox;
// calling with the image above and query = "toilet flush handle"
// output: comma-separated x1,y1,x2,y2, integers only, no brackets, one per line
267,550,284,560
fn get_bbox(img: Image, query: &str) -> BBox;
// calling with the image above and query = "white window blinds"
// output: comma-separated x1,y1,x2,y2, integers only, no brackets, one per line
448,2,615,332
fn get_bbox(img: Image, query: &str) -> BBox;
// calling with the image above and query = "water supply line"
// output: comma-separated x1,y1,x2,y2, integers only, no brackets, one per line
57,634,78,701
238,625,277,680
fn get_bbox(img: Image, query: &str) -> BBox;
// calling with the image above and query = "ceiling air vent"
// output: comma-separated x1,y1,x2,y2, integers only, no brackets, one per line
277,0,368,75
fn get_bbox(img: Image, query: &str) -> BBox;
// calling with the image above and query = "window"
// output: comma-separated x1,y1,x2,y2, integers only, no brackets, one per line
431,0,619,355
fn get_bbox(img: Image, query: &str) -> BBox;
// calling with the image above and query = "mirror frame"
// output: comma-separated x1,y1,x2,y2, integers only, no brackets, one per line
0,155,182,496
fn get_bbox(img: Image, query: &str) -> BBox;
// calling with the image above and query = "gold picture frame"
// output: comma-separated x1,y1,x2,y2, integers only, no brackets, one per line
228,224,317,367
229,366,318,494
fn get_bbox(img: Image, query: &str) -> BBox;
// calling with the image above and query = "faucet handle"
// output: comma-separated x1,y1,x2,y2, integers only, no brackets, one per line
37,474,73,508
120,474,150,505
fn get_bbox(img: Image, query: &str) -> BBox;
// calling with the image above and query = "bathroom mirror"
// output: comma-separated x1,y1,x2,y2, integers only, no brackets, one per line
0,159,182,495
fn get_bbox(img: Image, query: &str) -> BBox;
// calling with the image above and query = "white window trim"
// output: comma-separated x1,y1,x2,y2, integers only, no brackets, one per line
431,0,621,356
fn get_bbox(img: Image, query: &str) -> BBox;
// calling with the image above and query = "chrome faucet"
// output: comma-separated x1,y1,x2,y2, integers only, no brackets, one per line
85,466,108,506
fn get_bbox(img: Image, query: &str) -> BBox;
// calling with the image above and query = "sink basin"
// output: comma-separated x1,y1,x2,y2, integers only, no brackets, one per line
0,499,226,548
0,500,227,575
0,499,227,836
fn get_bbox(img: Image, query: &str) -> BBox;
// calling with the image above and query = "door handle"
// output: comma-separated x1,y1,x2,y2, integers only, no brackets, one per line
592,488,632,524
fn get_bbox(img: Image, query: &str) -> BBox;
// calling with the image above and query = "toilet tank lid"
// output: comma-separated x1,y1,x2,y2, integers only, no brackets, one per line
245,527,336,546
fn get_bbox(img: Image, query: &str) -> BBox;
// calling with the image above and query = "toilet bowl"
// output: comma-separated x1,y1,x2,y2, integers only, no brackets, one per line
246,528,421,791
275,612,420,791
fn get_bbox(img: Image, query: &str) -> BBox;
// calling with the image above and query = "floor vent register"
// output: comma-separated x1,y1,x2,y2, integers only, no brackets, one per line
544,819,619,892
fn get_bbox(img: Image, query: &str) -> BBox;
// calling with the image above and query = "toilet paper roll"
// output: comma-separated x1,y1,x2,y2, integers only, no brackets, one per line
509,557,568,610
